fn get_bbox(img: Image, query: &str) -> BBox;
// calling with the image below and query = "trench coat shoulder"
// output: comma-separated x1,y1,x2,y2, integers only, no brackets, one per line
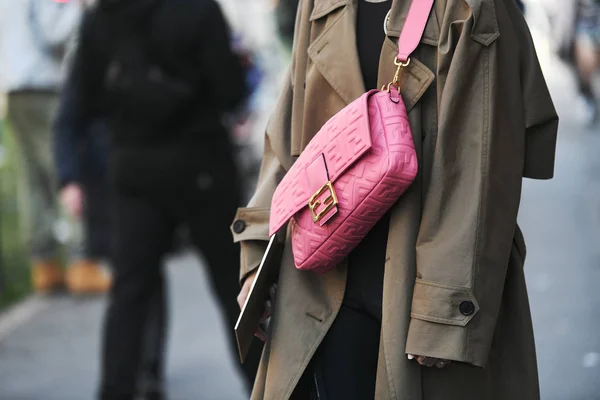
435,0,557,180
462,0,500,45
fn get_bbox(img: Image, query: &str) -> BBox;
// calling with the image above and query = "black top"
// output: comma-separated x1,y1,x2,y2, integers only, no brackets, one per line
357,0,391,90
344,0,392,320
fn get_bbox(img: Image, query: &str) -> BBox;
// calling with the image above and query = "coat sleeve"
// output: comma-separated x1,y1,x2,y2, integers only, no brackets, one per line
405,0,558,367
53,44,85,188
231,69,294,283
521,22,559,179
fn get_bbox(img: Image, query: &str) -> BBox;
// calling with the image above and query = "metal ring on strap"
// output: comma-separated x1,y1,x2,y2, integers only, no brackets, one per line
384,9,391,36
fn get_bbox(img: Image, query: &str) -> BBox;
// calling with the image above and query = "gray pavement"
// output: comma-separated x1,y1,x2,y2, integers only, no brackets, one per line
1,3,600,400
0,254,247,400
520,10,600,399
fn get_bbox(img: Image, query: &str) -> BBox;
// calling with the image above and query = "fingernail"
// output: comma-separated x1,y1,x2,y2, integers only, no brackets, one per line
407,354,414,360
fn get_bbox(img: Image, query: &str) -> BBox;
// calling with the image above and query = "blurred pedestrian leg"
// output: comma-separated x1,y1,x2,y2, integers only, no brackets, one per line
0,0,81,293
75,0,262,397
137,272,168,399
551,0,600,125
7,91,110,294
100,176,253,399
99,190,170,400
6,91,64,292
575,0,600,124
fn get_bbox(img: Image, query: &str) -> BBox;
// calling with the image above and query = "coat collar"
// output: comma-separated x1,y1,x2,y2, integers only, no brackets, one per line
306,0,437,109
310,0,352,20
307,0,365,105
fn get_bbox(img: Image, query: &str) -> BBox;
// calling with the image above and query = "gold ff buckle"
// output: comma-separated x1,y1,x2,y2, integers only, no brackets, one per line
308,181,339,223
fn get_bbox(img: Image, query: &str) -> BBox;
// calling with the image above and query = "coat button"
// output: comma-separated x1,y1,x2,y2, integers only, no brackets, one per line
233,220,247,234
459,301,475,316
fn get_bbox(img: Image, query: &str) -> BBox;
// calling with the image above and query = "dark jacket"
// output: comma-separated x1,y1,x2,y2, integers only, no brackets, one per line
54,53,109,188
75,0,247,190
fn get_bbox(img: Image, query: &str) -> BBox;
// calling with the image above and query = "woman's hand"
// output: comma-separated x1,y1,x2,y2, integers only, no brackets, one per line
408,354,451,368
237,271,257,310
255,283,277,341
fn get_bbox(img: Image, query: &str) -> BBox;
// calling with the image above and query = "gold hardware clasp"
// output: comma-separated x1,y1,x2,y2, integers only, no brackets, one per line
308,181,339,223
382,58,411,92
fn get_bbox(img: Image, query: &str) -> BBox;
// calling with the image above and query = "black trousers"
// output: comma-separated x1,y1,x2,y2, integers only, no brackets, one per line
82,178,111,259
82,174,168,392
99,179,260,399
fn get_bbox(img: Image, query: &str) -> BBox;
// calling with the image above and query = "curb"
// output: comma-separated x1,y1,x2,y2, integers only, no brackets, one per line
0,295,49,343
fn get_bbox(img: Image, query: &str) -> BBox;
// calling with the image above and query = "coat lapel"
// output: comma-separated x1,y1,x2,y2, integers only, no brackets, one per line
307,0,365,105
307,0,439,112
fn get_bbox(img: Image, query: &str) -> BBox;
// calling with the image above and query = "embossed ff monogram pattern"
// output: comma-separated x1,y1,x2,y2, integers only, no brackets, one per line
270,89,418,273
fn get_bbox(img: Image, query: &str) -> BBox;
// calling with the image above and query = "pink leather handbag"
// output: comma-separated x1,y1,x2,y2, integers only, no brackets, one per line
269,0,434,273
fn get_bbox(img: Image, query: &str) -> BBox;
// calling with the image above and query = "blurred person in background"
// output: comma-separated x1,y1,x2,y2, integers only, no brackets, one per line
0,0,103,294
229,34,265,200
72,0,260,398
573,0,600,124
274,0,300,52
54,0,166,395
553,0,600,125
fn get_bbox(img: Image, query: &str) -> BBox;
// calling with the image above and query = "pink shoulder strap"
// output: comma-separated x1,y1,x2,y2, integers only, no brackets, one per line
396,0,435,62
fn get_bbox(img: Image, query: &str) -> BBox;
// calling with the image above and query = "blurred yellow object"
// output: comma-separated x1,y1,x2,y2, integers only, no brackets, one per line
31,261,64,293
66,261,111,294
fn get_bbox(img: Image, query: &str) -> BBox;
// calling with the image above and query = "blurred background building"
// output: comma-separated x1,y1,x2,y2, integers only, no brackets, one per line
0,0,599,399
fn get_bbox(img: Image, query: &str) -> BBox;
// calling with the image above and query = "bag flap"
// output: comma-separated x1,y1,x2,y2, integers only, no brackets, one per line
269,90,376,235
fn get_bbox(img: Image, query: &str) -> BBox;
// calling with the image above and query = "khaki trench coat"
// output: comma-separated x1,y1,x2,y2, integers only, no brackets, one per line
231,0,558,398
